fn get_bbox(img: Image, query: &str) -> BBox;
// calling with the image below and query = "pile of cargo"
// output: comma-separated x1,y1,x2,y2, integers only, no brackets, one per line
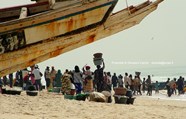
114,87,135,104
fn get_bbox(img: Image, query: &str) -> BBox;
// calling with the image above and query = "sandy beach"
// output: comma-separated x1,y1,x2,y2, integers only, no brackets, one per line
0,90,186,119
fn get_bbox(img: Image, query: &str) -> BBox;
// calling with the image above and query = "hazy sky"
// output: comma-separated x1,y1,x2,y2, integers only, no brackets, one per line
1,0,186,75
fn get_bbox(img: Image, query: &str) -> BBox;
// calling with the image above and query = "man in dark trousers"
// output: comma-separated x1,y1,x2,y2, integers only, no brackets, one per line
94,60,105,92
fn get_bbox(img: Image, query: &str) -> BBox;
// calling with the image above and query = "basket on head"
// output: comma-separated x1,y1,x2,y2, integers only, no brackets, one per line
93,53,103,59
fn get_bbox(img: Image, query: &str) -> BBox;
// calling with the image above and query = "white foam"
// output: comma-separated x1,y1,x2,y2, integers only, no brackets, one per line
140,90,186,101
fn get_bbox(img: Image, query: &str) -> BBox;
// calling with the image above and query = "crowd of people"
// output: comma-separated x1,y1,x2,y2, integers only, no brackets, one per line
164,76,186,97
0,62,186,97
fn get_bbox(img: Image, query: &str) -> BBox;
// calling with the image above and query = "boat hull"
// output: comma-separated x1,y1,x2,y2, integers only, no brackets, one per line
0,0,117,53
0,0,164,77
24,3,112,44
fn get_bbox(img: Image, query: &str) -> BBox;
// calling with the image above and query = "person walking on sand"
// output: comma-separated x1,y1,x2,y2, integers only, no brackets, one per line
128,74,133,91
30,66,36,86
94,59,105,92
54,70,62,87
44,66,50,90
105,72,112,91
82,65,93,92
50,66,57,89
142,78,146,93
0,77,3,93
124,73,129,89
133,76,138,95
135,75,142,95
155,81,160,94
72,65,83,94
32,65,42,91
146,75,152,96
112,73,118,89
172,78,177,95
118,74,124,88
177,76,184,95
165,78,170,95
8,73,13,88
61,73,72,95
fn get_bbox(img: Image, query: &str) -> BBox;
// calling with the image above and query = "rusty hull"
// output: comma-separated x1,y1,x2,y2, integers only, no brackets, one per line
0,0,164,77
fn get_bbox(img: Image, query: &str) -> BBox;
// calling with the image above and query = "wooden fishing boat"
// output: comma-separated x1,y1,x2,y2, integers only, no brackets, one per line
0,0,164,77
0,0,118,53
0,0,51,22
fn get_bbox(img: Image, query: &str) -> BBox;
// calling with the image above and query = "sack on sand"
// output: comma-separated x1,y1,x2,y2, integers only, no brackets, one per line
89,92,106,102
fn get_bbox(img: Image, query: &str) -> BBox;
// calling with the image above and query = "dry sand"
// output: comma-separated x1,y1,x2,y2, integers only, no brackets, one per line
0,90,186,119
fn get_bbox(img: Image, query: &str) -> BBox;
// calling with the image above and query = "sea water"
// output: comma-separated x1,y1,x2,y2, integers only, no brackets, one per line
116,66,186,83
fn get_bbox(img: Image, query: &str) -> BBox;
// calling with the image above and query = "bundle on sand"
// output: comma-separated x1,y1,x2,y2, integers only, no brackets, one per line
89,92,106,102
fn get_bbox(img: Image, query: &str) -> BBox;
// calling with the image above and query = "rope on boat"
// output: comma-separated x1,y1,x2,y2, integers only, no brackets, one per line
125,0,131,15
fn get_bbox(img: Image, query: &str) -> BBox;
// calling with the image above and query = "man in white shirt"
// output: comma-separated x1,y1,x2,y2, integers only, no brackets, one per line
32,65,42,91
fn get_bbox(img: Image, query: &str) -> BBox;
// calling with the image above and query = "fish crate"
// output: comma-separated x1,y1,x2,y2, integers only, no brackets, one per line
75,94,89,101
5,89,22,95
64,95,75,100
52,87,61,93
126,97,136,105
114,87,127,95
114,95,128,104
26,91,38,96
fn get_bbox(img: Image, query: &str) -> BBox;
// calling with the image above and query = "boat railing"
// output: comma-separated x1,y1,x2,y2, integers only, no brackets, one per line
52,0,82,10
0,1,51,23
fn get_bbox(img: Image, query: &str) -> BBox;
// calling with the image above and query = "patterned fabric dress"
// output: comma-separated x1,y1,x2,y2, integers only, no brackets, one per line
61,74,71,95
83,70,93,92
